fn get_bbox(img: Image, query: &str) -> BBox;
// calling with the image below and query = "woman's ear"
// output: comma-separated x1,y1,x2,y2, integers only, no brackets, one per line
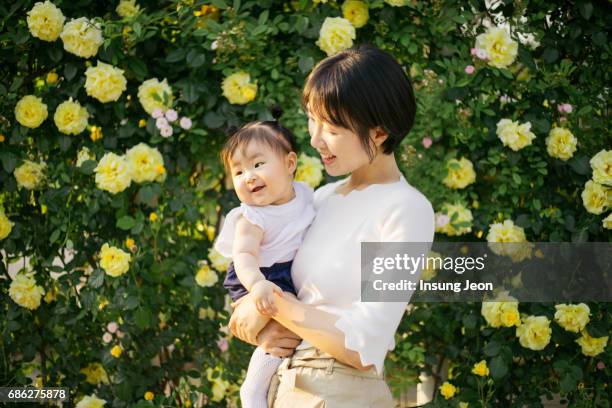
286,151,298,174
370,127,389,148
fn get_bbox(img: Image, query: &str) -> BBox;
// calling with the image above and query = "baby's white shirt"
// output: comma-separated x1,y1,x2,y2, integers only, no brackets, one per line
214,181,315,267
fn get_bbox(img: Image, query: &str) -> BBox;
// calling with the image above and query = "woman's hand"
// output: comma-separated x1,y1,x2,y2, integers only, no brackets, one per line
229,293,271,345
257,320,302,358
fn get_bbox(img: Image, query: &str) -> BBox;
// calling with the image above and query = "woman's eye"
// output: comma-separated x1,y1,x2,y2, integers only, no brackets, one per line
254,162,264,168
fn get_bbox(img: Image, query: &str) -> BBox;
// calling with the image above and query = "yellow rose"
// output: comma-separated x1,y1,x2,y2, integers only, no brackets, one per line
221,71,257,105
14,95,48,128
75,394,107,408
443,157,476,189
603,213,612,230
85,61,127,103
80,363,109,385
295,153,324,188
481,291,520,328
576,331,608,357
195,262,218,287
435,202,473,236
439,381,457,399
316,17,356,56
99,243,131,277
90,125,103,141
496,119,536,151
144,391,154,401
27,1,65,42
9,273,45,310
14,160,47,190
590,149,611,186
110,345,123,358
125,143,166,183
471,360,489,377
385,0,405,6
581,180,610,215
60,17,103,58
208,247,231,272
554,303,590,333
516,315,551,351
342,1,369,28
76,146,96,167
138,119,147,128
206,368,230,402
46,71,59,85
116,0,141,18
545,127,577,161
486,219,533,262
0,211,13,240
54,97,89,135
459,403,470,408
137,78,174,114
94,152,132,194
475,27,518,69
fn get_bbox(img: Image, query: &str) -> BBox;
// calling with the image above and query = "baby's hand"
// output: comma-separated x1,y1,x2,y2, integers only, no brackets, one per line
251,280,283,316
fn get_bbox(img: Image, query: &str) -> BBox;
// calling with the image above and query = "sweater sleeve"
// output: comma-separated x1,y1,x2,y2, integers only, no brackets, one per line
333,190,435,375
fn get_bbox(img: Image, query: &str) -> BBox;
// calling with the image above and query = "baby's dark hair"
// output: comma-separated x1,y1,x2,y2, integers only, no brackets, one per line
302,44,416,161
220,107,298,171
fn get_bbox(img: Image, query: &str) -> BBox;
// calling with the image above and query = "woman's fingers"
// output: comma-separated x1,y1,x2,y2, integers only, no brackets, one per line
266,347,295,358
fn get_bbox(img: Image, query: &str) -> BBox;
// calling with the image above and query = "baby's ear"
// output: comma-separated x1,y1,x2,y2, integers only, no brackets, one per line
286,151,298,174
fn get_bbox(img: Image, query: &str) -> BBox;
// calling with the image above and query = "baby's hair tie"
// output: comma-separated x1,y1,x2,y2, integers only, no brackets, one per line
271,104,283,122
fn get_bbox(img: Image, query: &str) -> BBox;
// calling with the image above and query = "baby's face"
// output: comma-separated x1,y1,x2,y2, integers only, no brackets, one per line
229,140,296,206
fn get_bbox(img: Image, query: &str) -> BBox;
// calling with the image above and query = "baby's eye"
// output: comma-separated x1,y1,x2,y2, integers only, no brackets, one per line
234,170,242,176
254,162,265,168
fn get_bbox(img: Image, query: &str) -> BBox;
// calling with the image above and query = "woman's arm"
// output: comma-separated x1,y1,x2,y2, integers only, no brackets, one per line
270,293,374,371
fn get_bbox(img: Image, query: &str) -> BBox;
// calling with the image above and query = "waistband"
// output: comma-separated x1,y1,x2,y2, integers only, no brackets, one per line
282,346,383,380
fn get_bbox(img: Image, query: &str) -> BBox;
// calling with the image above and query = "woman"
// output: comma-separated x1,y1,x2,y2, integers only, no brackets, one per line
229,45,435,407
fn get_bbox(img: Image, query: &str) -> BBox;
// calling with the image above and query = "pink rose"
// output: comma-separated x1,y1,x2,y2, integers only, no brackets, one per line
597,362,605,370
436,214,450,228
557,103,573,114
152,108,164,119
165,109,178,122
160,126,173,138
116,330,125,339
465,65,475,74
107,322,118,333
216,338,229,353
102,332,113,343
422,137,433,149
179,117,192,130
476,49,488,60
155,117,169,129
470,47,478,56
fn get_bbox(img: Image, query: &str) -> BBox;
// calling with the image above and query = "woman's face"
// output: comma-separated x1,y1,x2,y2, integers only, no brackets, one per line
307,112,373,177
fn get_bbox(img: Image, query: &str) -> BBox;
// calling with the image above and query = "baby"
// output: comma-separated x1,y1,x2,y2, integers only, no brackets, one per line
214,114,315,408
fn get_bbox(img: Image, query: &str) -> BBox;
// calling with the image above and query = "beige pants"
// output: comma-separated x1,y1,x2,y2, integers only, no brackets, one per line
267,346,396,408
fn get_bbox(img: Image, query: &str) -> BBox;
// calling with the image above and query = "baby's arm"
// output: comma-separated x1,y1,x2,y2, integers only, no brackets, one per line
232,216,283,315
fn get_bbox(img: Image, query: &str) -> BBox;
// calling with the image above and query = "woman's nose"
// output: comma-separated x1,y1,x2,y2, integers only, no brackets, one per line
309,123,324,149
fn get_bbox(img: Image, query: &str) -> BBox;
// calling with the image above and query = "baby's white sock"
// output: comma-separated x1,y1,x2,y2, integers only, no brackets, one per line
240,346,283,408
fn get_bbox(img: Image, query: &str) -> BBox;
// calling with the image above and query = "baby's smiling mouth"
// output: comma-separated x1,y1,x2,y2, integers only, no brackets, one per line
251,185,265,193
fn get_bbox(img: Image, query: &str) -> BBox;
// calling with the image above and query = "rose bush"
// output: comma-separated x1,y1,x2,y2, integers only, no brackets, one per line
0,1,609,407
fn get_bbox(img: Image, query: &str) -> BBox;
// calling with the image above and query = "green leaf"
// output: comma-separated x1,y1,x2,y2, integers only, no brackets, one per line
568,155,590,175
579,2,593,20
116,215,136,230
134,307,151,330
298,56,314,74
187,50,206,68
543,48,559,64
89,269,105,289
64,63,78,81
512,173,521,184
489,355,508,379
462,314,477,329
166,48,186,63
0,151,18,173
50,229,61,244
204,111,224,128
210,0,227,9
483,341,501,357
79,160,97,175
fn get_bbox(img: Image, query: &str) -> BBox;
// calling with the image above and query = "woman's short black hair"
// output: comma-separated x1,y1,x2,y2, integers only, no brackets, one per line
302,45,416,160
